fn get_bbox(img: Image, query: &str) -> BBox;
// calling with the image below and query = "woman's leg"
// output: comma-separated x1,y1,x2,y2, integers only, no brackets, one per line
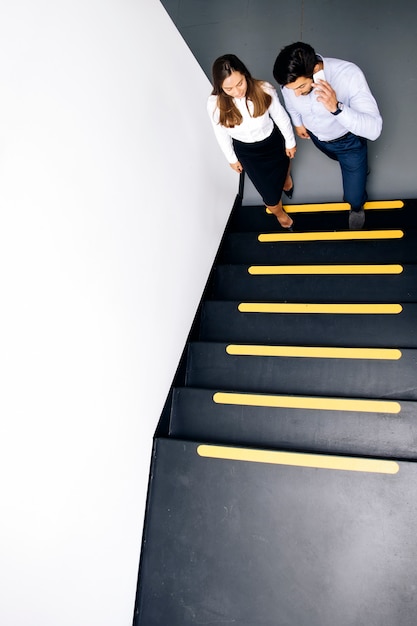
233,129,292,227
266,199,293,228
283,163,293,193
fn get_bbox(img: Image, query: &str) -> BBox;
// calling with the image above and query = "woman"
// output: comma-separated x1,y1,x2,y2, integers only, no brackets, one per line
207,54,296,229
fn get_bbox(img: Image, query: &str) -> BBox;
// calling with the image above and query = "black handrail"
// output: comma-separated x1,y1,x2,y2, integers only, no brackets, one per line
238,170,245,200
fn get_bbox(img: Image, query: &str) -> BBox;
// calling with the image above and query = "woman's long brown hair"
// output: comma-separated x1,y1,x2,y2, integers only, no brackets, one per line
211,54,272,128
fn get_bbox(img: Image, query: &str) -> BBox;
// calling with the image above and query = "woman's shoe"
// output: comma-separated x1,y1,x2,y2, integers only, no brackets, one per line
276,212,293,230
283,186,294,199
283,175,294,199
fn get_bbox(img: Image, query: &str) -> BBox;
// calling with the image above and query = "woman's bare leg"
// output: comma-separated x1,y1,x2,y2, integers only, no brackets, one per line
283,164,293,193
266,199,293,228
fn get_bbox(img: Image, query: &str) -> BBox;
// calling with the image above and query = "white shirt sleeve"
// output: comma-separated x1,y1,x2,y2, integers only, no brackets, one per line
207,96,238,163
334,69,382,141
282,88,304,129
263,83,296,149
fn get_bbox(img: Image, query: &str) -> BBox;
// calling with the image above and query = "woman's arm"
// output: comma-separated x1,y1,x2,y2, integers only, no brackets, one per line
207,96,238,163
264,83,297,150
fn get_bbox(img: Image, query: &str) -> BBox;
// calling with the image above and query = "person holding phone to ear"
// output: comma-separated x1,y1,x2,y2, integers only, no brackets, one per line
273,42,382,230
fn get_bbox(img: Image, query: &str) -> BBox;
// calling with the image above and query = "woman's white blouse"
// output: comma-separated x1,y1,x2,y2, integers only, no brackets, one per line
207,82,296,163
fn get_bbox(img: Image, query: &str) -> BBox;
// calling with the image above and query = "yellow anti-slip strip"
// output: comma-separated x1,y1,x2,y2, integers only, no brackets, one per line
258,230,404,243
248,264,403,275
197,444,399,475
213,391,401,414
226,344,402,360
276,200,404,213
238,303,403,314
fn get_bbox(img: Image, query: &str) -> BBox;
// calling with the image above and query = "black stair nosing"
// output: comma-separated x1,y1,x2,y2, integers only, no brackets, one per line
210,263,417,302
185,341,417,401
199,300,417,347
228,199,417,232
169,386,417,461
218,230,417,265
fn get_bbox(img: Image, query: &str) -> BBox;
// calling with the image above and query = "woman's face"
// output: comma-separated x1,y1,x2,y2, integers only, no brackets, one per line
221,71,247,99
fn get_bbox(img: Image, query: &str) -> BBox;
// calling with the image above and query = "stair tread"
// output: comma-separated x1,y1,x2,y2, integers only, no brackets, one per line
186,341,417,400
229,198,417,231
200,300,417,346
211,263,417,301
137,437,417,626
170,387,417,459
220,229,417,264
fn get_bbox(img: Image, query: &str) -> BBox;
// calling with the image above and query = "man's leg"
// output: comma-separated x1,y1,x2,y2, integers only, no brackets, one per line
336,135,368,229
308,132,368,229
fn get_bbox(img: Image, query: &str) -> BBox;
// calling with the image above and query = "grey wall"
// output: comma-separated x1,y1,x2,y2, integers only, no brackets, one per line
160,0,416,205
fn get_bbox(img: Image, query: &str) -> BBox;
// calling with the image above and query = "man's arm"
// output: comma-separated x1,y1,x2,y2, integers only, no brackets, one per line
313,70,382,141
295,125,310,139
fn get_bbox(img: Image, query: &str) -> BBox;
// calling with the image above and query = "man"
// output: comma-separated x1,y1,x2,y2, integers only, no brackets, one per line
273,42,382,229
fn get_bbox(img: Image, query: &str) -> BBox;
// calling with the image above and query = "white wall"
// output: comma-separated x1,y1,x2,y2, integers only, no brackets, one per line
0,1,236,624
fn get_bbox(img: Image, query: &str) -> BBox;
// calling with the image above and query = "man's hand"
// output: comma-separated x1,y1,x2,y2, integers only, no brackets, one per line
230,161,243,173
295,125,310,139
313,79,339,113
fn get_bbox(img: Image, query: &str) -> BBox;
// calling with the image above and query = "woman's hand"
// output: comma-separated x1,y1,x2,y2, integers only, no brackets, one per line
230,161,243,173
286,146,297,159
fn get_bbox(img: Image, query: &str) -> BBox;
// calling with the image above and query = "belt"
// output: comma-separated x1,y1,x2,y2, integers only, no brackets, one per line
323,132,351,144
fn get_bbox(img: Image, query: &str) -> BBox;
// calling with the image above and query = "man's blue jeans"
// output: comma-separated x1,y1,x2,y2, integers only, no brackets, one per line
308,131,368,211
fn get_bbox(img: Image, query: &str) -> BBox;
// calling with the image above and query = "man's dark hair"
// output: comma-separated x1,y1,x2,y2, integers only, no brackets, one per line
273,42,319,86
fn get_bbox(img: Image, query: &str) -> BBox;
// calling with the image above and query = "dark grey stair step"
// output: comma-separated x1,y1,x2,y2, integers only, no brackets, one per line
186,341,417,400
200,300,417,347
219,229,417,264
135,437,417,626
229,199,417,232
170,387,417,460
210,264,417,302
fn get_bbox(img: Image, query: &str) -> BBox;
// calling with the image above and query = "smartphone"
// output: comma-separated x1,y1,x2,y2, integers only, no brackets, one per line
313,69,326,83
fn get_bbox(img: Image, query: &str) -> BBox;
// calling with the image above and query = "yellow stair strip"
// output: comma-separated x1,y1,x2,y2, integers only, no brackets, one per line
258,230,404,243
213,391,402,414
238,303,403,314
225,345,402,360
197,444,400,475
248,264,403,275
268,200,404,213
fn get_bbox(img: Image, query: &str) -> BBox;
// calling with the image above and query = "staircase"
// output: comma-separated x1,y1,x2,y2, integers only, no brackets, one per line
133,196,417,626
